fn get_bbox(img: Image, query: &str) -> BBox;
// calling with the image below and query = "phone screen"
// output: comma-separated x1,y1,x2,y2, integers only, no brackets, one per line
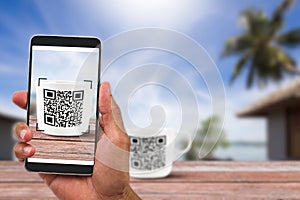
26,36,100,175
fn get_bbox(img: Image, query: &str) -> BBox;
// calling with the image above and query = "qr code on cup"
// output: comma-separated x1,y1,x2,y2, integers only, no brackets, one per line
130,135,166,170
43,89,84,128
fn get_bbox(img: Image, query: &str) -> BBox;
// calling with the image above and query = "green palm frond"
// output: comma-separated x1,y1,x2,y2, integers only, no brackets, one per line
240,9,269,37
223,35,254,56
247,45,299,88
276,28,300,47
230,50,253,84
270,0,295,35
276,48,298,74
246,61,256,88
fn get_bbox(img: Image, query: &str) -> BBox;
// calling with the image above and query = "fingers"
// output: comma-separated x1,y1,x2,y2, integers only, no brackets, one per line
14,142,35,161
13,122,35,161
12,91,33,160
98,82,129,150
12,91,27,110
14,122,33,142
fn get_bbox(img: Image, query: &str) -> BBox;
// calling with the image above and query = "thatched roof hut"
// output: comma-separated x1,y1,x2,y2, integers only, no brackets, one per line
237,79,300,160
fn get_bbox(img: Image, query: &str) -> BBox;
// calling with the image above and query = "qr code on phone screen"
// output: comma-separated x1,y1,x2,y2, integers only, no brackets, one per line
43,89,84,128
130,136,166,170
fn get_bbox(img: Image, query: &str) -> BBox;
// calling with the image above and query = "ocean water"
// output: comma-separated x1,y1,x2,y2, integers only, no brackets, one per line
213,143,267,161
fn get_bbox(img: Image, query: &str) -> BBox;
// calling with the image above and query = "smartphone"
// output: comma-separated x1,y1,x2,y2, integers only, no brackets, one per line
26,35,101,175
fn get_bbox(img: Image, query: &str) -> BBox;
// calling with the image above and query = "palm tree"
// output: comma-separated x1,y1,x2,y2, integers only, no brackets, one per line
223,0,300,88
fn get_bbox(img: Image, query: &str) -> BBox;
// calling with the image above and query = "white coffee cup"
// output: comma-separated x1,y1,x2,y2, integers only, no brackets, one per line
129,129,191,178
36,80,93,136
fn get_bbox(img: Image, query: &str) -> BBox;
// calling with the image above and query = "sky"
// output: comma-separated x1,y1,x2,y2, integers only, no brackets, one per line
1,0,300,143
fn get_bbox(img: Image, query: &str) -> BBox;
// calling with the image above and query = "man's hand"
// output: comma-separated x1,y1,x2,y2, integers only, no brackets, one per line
12,82,140,200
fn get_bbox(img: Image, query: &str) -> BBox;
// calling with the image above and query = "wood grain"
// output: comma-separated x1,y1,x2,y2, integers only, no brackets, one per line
1,161,300,199
28,117,97,161
0,183,56,200
132,183,300,199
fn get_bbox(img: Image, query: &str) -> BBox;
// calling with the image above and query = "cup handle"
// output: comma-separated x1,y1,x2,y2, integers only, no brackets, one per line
175,133,193,159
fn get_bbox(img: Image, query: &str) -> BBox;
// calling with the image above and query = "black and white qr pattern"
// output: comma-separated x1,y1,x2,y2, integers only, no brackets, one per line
43,89,84,128
130,136,166,170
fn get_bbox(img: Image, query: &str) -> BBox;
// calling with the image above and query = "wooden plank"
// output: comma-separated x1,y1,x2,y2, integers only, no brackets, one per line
3,169,300,184
137,193,297,200
2,161,300,199
29,127,96,142
29,140,94,154
0,162,42,183
0,183,56,199
131,161,300,183
131,183,300,199
28,139,94,161
131,171,300,183
31,152,94,161
26,117,97,161
3,161,300,183
1,182,300,199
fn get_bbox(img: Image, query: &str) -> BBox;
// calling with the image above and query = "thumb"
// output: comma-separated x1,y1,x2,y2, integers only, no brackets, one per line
98,82,129,150
12,91,27,110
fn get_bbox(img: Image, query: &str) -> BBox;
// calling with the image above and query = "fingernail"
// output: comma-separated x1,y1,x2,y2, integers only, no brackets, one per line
24,146,32,155
20,129,27,140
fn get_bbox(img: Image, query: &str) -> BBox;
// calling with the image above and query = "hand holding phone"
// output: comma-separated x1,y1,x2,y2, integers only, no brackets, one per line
13,82,141,199
26,35,101,175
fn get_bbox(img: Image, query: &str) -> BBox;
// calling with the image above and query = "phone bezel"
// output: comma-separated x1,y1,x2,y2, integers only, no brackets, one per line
25,35,101,175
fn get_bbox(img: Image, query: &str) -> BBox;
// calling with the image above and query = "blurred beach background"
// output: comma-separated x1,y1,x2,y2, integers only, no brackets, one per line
1,0,300,161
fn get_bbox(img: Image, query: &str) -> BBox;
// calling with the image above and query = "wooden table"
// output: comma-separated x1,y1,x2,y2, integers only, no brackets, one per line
1,161,300,199
29,116,96,161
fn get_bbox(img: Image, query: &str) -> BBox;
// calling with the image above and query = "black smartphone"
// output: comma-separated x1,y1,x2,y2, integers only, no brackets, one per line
26,35,101,175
